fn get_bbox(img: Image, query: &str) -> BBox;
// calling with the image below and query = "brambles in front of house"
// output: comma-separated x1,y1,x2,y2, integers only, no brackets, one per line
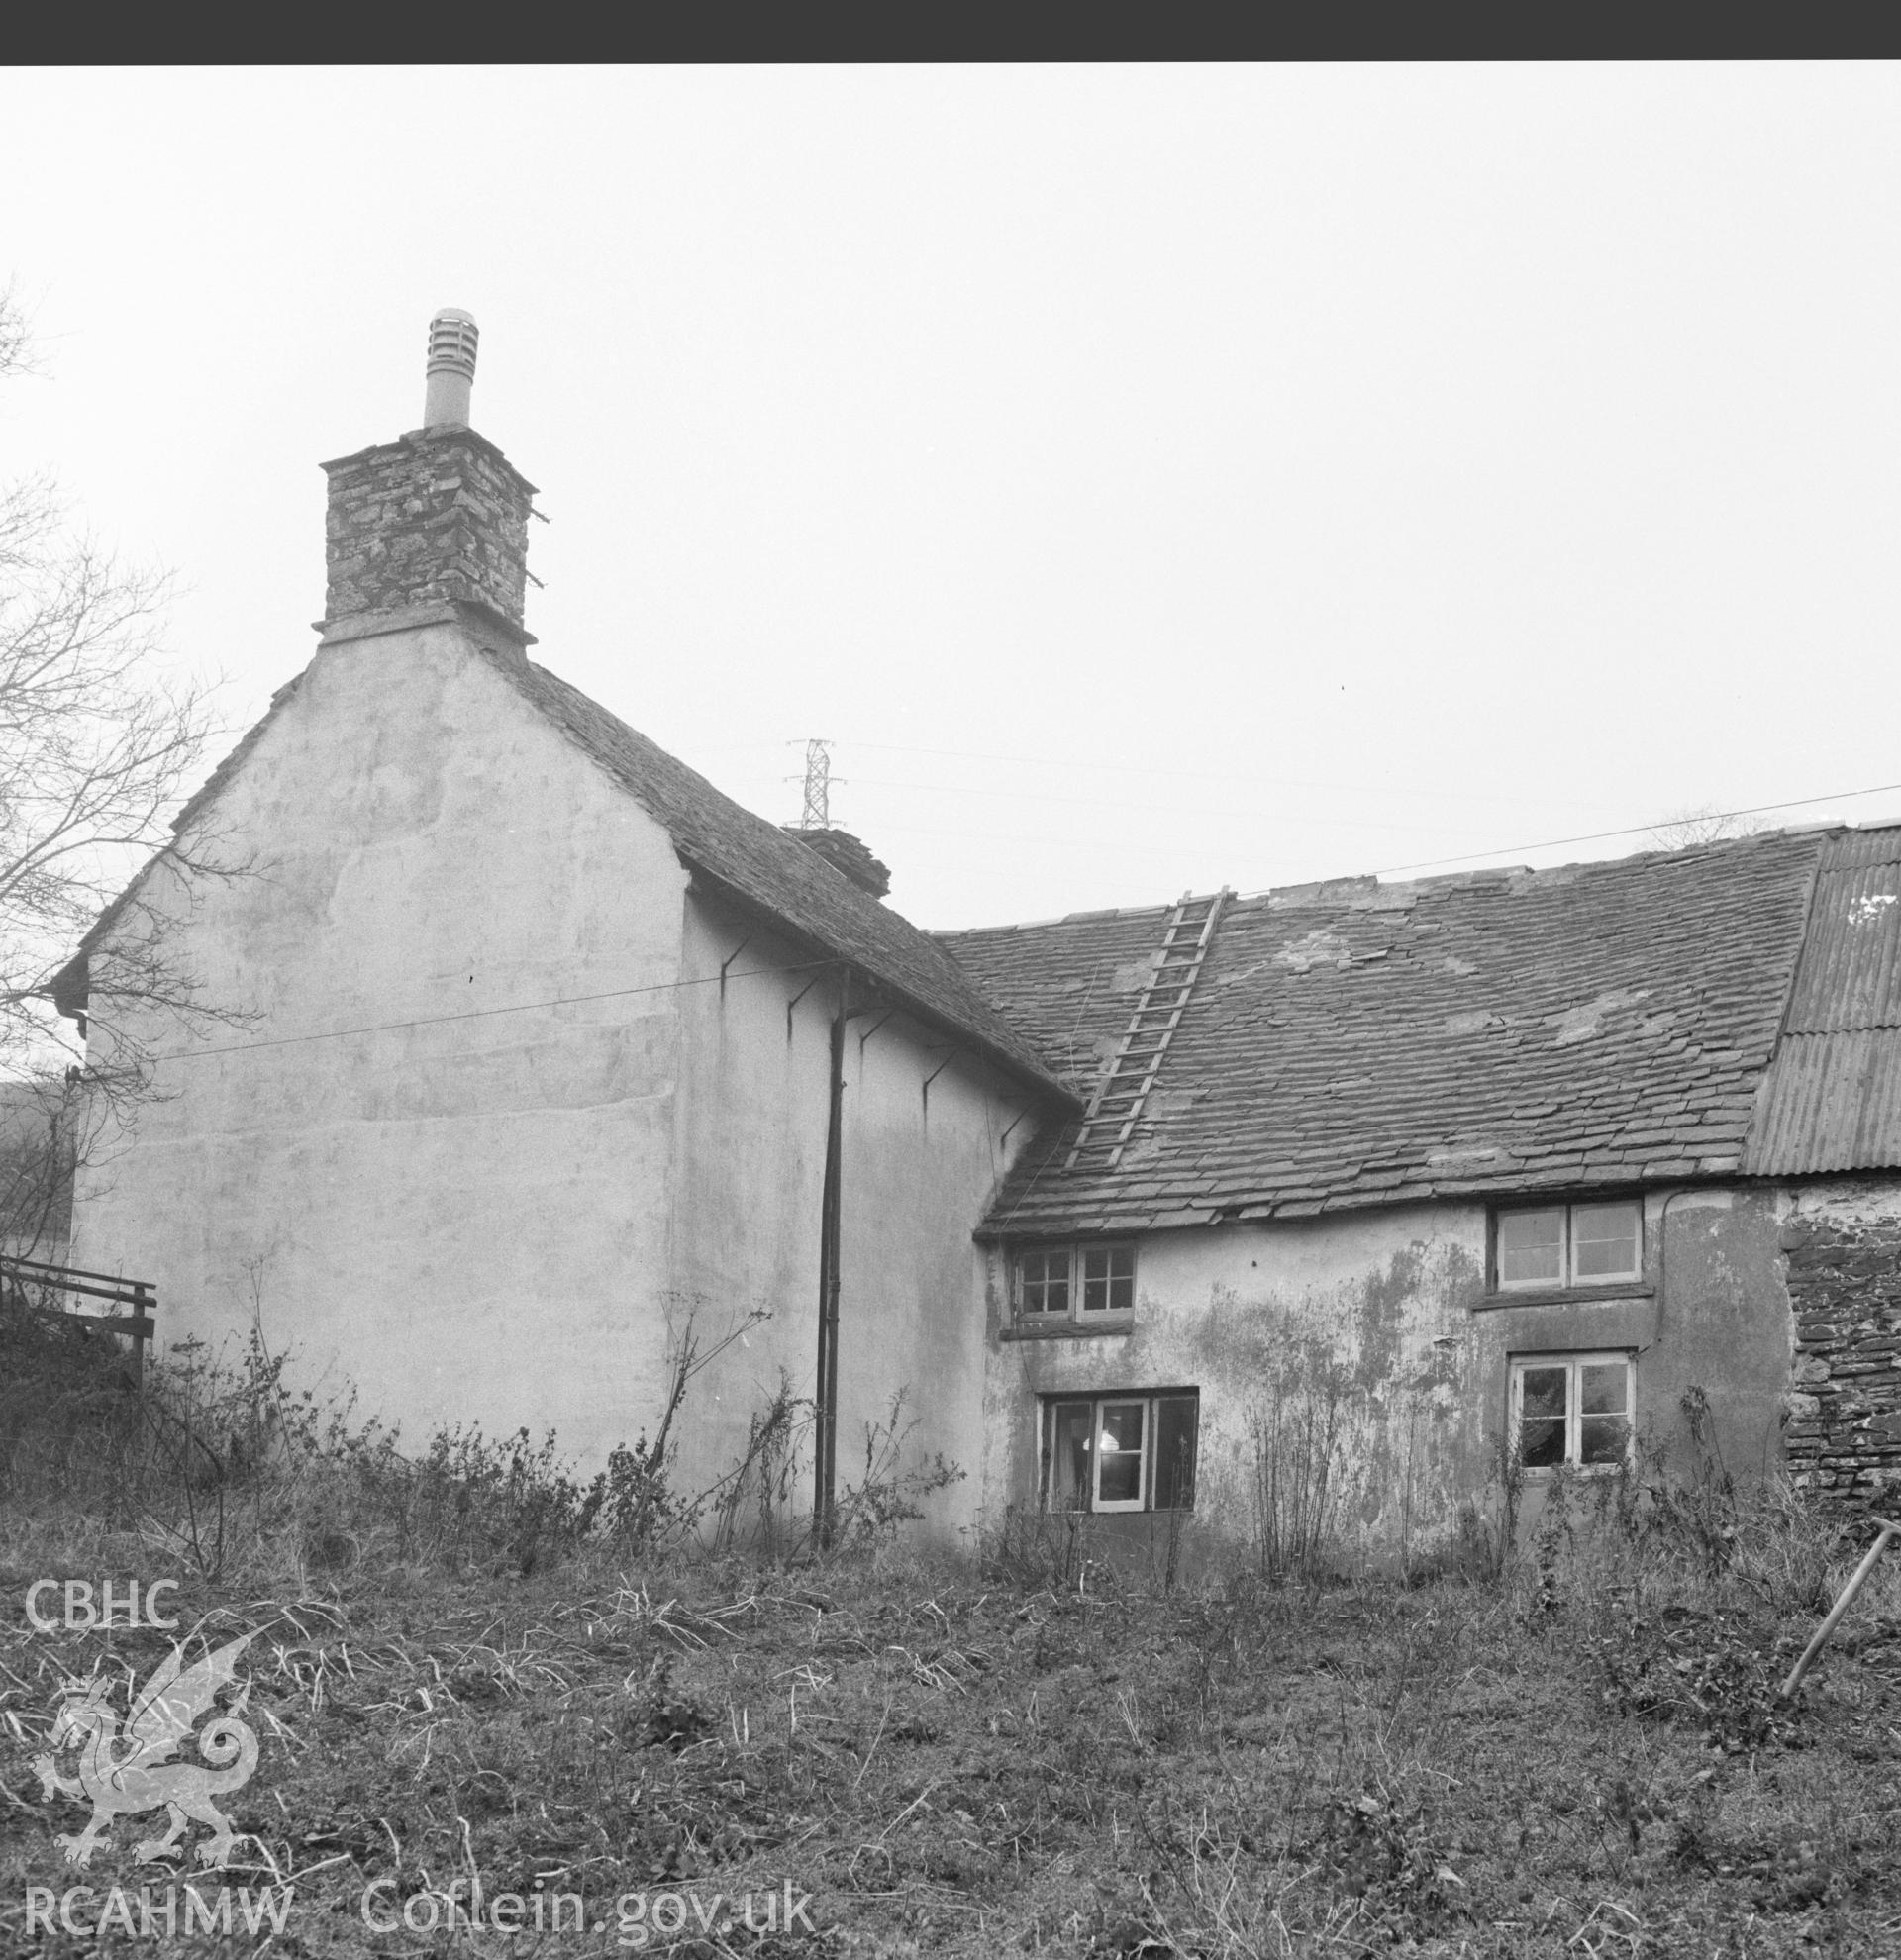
0,1287,972,1592
1305,1784,1468,1935
1584,1606,1807,1755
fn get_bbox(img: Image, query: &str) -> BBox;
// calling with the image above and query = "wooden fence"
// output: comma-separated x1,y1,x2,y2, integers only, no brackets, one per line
0,1254,155,1385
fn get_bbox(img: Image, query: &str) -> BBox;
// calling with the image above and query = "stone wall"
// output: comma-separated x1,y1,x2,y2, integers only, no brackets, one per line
1782,1201,1901,1500
320,429,536,633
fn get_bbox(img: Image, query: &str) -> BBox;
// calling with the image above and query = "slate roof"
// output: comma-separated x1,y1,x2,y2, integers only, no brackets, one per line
1744,829,1901,1175
940,828,1856,1236
932,903,1182,1097
60,642,1069,1104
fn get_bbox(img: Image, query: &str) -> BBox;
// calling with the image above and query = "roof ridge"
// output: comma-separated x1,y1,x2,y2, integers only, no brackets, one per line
1226,820,1879,910
942,823,1878,942
935,901,1178,936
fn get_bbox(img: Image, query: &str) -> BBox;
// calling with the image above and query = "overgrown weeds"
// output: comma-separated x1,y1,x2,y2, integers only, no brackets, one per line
0,1293,960,1592
1244,1324,1358,1584
7,1326,1901,1955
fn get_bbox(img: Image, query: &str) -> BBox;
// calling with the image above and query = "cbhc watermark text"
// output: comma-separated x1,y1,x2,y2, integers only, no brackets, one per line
25,1580,180,1632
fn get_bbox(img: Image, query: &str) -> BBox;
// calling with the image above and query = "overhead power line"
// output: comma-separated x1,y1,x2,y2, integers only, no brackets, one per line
83,779,1901,1074
705,737,1621,818
700,738,1901,858
1365,781,1901,879
140,958,834,1066
710,777,1901,875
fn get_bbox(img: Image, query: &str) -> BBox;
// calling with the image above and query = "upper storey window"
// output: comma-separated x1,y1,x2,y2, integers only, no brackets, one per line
1494,1200,1642,1291
1012,1243,1136,1327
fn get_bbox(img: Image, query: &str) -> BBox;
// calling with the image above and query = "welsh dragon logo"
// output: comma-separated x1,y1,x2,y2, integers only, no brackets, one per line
31,1630,259,1869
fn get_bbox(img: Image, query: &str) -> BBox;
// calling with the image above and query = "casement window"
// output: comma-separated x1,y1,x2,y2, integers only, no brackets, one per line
1511,1353,1633,1473
1493,1198,1643,1291
1042,1391,1198,1513
1012,1243,1136,1326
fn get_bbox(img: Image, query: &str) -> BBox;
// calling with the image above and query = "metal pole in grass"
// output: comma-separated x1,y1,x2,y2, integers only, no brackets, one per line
1780,1516,1901,1702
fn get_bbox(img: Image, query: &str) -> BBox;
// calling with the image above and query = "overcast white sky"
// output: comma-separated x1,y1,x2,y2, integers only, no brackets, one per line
5,65,1901,930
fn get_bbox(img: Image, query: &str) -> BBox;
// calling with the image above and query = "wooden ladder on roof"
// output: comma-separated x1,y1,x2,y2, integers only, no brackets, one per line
1064,889,1229,1174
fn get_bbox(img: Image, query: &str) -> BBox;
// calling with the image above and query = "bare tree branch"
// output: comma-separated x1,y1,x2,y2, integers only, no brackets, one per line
0,282,43,385
1647,806,1767,852
0,275,246,1243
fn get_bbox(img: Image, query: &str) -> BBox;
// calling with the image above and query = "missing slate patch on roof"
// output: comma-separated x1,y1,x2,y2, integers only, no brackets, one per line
1275,930,1352,973
1550,988,1651,1048
1444,1011,1506,1036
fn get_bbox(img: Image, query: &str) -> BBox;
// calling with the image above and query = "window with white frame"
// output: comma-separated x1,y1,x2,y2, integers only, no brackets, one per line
1511,1353,1633,1472
1494,1198,1643,1291
1042,1391,1197,1513
1012,1243,1137,1326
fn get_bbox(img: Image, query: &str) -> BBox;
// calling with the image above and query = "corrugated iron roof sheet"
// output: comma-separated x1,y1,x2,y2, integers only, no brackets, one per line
1743,1029,1901,1175
1782,851,1901,1035
1743,830,1901,1175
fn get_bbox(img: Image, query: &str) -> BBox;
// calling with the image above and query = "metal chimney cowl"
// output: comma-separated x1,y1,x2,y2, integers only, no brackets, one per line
423,309,479,429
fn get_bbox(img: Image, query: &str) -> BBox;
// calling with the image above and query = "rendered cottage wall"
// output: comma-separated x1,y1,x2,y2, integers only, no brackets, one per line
671,899,1036,1536
982,1188,1798,1565
69,623,697,1468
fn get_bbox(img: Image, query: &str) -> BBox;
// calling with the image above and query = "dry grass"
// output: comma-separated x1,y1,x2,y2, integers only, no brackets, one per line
3,1315,1901,1955
4,1535,1901,1957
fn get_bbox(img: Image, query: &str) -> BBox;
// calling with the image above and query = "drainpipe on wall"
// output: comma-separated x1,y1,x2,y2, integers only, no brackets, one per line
813,968,850,1545
1649,1188,1690,1354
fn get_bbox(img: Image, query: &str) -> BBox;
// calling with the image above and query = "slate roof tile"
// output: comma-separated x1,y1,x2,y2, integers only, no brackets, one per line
924,903,1175,1099
940,828,1853,1235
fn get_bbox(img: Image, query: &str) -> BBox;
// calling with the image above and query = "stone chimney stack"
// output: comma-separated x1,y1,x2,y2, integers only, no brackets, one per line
316,310,539,648
783,826,893,900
